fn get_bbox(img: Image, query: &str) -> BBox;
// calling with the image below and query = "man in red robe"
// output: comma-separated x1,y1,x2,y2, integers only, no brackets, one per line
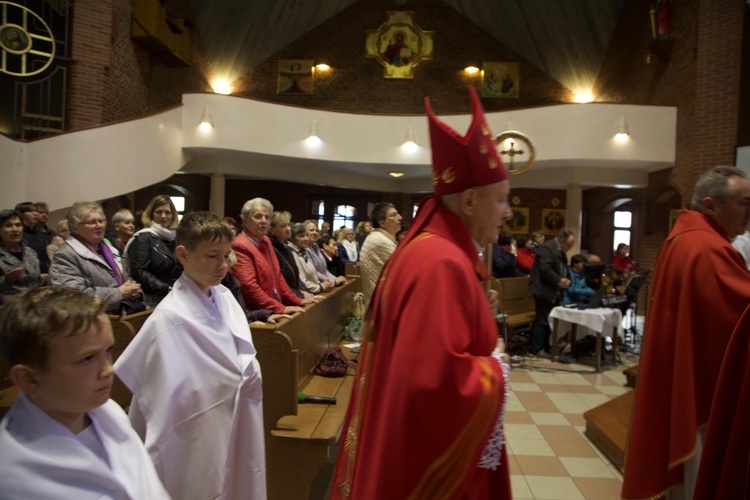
331,86,513,499
622,166,750,499
693,303,750,499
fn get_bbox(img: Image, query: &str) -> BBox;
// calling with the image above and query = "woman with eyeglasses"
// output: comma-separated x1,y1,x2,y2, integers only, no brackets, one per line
0,209,43,304
125,195,182,307
49,201,142,314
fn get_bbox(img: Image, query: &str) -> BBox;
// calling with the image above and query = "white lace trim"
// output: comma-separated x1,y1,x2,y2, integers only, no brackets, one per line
477,352,509,471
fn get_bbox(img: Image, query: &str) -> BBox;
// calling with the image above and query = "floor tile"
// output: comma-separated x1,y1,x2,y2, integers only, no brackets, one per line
563,413,587,426
596,385,631,396
581,373,621,386
507,453,522,474
508,437,556,456
510,475,534,499
567,384,602,394
528,372,564,384
603,370,627,385
506,399,526,412
575,393,610,409
556,373,592,386
511,382,543,393
538,425,584,441
505,423,545,440
516,391,553,404
545,392,584,403
538,383,573,393
547,438,600,458
559,457,616,478
516,455,569,476
522,400,561,413
525,475,585,500
510,371,536,383
573,477,624,500
505,411,535,424
553,400,590,414
530,412,570,426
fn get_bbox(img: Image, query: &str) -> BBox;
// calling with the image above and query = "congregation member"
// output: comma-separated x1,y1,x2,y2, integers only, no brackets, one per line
492,231,523,278
612,242,642,275
46,219,70,260
107,209,135,255
125,195,181,307
304,219,347,287
15,201,50,273
515,234,535,274
694,302,750,498
50,202,142,315
359,202,402,304
321,220,331,235
731,227,750,269
332,87,511,499
561,254,594,305
116,212,266,499
622,166,750,500
0,209,43,304
354,220,372,251
0,287,170,499
268,211,322,302
531,230,545,251
528,231,575,357
338,227,358,263
231,197,310,314
288,223,334,295
322,233,346,277
34,201,55,245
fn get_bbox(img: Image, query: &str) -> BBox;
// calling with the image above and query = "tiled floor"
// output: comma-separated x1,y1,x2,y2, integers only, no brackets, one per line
506,355,635,500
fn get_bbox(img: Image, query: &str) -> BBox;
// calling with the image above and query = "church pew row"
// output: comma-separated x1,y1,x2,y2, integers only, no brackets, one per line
489,276,536,336
251,278,361,500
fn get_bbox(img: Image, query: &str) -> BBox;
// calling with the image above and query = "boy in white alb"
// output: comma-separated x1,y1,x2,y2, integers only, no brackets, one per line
115,211,266,500
0,287,170,499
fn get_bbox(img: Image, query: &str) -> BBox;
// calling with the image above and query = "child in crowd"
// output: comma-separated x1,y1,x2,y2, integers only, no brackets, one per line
0,287,169,499
115,211,266,500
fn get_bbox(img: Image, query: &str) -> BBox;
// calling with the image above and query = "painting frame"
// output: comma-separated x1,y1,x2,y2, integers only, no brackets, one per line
481,61,519,98
277,59,314,95
541,209,566,235
365,11,434,79
503,207,529,234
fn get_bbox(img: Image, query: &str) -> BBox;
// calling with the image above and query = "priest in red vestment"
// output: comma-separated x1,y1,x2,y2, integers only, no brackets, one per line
331,86,513,500
622,166,750,500
693,303,750,499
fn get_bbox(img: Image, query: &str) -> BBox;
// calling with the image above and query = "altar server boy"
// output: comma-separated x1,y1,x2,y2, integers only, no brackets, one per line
0,287,170,499
115,211,266,500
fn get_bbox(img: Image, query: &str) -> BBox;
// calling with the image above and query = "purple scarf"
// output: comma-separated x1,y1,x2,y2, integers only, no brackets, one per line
73,234,123,285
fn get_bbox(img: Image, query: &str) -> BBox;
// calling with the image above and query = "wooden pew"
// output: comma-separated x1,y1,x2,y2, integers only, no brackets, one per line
344,262,360,278
489,276,536,336
252,278,361,500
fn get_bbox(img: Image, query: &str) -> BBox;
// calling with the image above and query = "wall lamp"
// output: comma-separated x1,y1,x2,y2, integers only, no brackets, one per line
614,116,631,142
199,105,214,131
306,120,322,145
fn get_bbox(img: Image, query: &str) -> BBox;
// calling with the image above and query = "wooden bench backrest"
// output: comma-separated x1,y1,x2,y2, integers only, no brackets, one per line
491,276,534,315
345,263,360,277
108,309,154,408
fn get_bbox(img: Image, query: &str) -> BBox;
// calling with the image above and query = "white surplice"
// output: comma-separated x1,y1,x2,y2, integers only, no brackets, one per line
115,273,266,500
0,393,170,500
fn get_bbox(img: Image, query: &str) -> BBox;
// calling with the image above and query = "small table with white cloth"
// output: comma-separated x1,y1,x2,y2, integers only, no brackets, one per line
549,306,623,372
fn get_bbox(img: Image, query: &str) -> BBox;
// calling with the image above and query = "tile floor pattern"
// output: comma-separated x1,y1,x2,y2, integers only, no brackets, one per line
310,356,637,500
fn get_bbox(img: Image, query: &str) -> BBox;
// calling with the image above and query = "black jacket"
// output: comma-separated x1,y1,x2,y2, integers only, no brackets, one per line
125,232,181,296
23,224,50,273
528,238,569,304
268,234,306,297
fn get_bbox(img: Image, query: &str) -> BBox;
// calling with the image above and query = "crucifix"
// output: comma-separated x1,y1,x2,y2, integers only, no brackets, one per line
500,139,525,171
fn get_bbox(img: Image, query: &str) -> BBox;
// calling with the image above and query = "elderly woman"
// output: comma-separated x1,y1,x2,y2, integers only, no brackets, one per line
125,195,182,307
268,211,322,301
0,209,43,304
288,223,334,295
49,201,142,314
355,220,372,251
304,219,347,287
231,198,310,314
337,227,358,264
322,234,346,277
108,208,135,255
46,219,70,261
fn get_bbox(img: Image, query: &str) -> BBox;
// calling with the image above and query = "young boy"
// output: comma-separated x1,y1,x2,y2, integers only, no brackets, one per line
115,211,266,500
0,287,170,499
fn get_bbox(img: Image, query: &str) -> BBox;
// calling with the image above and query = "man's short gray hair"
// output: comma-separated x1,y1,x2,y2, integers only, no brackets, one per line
690,166,747,211
240,198,274,220
67,201,105,227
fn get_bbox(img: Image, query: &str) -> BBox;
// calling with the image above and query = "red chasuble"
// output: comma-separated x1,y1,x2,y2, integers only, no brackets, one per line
331,199,511,500
622,210,750,499
694,303,750,499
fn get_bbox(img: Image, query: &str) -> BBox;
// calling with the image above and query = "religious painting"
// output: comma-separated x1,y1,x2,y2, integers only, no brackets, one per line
482,62,519,99
503,207,529,235
542,209,566,235
277,59,314,94
365,11,434,79
0,24,31,54
669,208,680,231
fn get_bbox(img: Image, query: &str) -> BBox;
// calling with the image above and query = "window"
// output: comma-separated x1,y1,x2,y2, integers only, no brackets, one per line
333,205,356,231
613,210,632,252
312,200,325,227
170,196,185,222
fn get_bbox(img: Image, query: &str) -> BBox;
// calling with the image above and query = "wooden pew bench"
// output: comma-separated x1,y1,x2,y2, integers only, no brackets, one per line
251,278,361,500
490,276,536,336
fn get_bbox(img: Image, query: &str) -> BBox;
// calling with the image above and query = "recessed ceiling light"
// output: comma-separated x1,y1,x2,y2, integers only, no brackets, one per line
389,172,404,178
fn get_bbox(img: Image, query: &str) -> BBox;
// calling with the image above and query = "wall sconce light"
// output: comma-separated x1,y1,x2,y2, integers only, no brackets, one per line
306,120,322,145
614,116,630,142
402,126,417,151
464,66,480,75
211,79,232,95
573,91,594,103
199,105,214,131
389,172,404,178
315,63,331,72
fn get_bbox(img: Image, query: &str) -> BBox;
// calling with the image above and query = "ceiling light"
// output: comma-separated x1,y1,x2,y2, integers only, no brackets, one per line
573,91,594,103
614,116,630,142
464,66,480,74
389,172,404,178
198,105,213,131
212,79,232,95
315,63,330,71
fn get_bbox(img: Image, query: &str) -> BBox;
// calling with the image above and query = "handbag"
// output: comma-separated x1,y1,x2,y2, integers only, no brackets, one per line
315,347,356,377
121,299,147,316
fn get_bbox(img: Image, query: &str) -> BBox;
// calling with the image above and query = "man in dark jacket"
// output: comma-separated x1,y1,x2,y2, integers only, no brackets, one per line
15,202,50,274
528,231,575,356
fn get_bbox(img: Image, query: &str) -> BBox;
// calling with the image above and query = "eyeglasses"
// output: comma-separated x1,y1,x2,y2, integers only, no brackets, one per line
81,219,106,227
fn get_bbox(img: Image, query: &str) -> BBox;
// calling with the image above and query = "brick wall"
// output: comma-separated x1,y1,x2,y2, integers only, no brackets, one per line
232,0,573,115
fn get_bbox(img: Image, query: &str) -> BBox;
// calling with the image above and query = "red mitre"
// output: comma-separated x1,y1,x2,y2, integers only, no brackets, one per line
425,86,508,196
